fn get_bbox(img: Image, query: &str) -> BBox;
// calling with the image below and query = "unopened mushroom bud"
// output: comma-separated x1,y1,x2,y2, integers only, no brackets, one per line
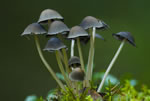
68,56,81,68
69,68,85,82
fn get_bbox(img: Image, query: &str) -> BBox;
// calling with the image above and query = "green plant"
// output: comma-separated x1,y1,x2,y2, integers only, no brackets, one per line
22,9,150,101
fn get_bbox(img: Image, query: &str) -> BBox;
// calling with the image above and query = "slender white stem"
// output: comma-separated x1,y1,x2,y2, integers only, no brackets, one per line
92,27,96,42
86,27,96,87
97,40,125,92
71,39,75,57
90,27,96,76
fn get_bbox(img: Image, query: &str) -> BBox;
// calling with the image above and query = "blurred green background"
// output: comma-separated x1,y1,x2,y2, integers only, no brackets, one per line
0,0,150,100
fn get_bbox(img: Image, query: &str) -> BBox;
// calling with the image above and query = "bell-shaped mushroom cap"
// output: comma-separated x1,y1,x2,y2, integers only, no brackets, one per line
80,33,104,44
68,56,81,67
44,37,66,52
47,21,70,35
80,16,105,29
21,23,46,36
68,26,88,39
112,32,136,46
38,9,63,23
69,68,85,81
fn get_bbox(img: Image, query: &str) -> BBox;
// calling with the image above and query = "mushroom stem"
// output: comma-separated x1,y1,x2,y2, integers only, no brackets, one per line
77,38,85,72
97,40,125,92
62,48,70,73
34,35,65,91
86,27,95,87
48,20,51,28
71,39,75,57
55,50,72,88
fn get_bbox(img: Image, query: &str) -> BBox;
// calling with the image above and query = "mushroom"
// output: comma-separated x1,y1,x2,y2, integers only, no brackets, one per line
47,20,70,36
21,23,65,90
21,23,46,36
69,68,85,82
68,26,89,72
46,21,70,73
97,32,135,92
38,9,63,24
80,16,108,86
44,37,71,88
68,56,81,68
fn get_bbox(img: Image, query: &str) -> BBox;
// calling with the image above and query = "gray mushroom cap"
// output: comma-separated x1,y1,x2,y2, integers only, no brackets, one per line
44,37,66,52
38,9,63,23
48,21,70,35
67,26,89,39
21,23,46,36
69,68,85,82
68,56,81,67
80,16,107,30
112,32,136,46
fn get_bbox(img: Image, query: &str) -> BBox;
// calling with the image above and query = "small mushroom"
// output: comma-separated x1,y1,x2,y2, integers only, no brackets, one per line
21,23,46,36
97,32,136,92
68,26,88,71
80,16,108,86
38,9,63,24
69,68,85,82
43,37,66,52
68,56,81,68
21,23,65,90
44,37,71,88
47,21,70,36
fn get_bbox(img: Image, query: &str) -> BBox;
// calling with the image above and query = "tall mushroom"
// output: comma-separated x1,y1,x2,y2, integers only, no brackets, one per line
47,20,70,73
80,16,108,87
44,37,71,88
68,26,89,72
21,23,65,90
97,31,136,92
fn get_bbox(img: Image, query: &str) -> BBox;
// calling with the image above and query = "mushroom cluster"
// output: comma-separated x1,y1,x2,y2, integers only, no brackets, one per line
21,9,135,100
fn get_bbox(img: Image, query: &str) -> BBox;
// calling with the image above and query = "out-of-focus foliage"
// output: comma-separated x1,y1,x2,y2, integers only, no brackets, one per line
25,79,150,101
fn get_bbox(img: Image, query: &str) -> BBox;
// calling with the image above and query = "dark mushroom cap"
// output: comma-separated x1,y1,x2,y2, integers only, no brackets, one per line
80,16,106,29
47,21,70,35
68,56,81,67
68,26,88,39
69,68,85,81
43,37,66,52
80,33,104,44
21,23,46,36
38,9,63,23
112,32,136,46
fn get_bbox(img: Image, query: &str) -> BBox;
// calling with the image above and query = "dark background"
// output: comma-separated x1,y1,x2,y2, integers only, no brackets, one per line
0,0,150,100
